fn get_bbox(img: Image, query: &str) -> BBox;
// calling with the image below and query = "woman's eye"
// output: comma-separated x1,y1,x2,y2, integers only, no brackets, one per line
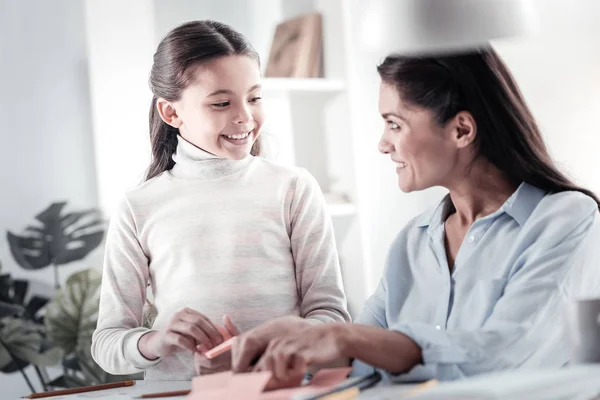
249,96,262,104
212,101,230,108
388,121,400,130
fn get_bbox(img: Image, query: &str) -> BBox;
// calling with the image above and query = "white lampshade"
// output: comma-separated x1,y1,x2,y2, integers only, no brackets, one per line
359,0,539,56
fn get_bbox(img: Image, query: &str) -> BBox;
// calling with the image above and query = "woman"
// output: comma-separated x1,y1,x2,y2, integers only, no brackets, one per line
230,47,600,382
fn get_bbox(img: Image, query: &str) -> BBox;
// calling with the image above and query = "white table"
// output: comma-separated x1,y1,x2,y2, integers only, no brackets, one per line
17,380,415,400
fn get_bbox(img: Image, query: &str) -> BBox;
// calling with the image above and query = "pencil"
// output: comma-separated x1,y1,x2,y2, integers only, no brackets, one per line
21,380,136,399
135,389,191,398
402,379,438,397
318,387,360,400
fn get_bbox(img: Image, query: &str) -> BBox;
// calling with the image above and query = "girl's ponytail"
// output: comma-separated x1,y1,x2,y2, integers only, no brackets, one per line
145,96,178,181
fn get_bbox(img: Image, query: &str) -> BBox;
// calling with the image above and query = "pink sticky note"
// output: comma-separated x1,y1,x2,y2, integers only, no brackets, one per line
187,368,352,400
226,371,272,399
187,371,271,400
259,367,352,400
191,371,233,392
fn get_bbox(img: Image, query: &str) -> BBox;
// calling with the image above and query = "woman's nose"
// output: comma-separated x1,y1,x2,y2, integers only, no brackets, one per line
378,134,394,154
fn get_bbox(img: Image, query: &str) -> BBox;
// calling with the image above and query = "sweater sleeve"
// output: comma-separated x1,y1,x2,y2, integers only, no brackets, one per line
91,197,161,375
289,169,351,324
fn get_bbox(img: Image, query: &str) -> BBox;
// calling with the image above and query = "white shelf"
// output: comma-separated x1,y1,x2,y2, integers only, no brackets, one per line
262,78,345,93
327,203,357,217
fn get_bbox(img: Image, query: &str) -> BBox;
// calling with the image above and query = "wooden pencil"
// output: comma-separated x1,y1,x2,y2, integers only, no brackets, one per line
135,389,191,398
318,386,360,400
21,380,136,399
403,379,439,397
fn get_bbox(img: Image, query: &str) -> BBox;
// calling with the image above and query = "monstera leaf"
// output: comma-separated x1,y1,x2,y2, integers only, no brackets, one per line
0,317,63,373
0,272,49,322
7,202,105,288
45,269,141,386
45,269,102,355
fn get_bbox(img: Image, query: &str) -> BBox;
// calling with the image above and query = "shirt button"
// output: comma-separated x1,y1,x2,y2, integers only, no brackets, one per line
435,325,441,330
467,235,476,243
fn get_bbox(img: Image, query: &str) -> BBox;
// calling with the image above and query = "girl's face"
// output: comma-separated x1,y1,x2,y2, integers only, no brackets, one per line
159,55,264,160
377,82,474,192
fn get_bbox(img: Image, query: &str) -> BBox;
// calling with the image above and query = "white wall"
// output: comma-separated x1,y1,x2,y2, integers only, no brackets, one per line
153,0,283,73
0,0,99,397
493,0,600,194
349,0,600,293
83,0,156,216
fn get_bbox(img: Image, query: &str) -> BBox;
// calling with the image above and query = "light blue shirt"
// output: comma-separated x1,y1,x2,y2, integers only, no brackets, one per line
354,183,600,381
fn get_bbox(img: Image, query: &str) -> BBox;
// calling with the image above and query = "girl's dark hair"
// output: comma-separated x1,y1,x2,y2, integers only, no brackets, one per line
377,47,600,208
145,20,261,181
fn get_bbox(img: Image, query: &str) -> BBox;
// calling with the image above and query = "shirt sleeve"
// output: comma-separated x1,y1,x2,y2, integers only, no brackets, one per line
390,206,599,381
91,197,161,375
289,169,351,324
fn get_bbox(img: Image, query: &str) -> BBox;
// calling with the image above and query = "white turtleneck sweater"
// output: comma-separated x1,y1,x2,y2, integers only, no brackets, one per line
91,136,350,380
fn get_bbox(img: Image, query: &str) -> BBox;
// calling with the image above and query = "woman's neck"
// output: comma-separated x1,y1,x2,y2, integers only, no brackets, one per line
446,158,518,226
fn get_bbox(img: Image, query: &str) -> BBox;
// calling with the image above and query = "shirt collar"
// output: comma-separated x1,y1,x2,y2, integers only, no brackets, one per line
416,182,547,230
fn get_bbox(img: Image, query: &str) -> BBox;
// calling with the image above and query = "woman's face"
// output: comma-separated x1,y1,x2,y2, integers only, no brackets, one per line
378,82,465,193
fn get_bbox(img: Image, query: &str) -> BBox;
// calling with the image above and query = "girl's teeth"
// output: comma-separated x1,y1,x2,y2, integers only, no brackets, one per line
226,132,250,139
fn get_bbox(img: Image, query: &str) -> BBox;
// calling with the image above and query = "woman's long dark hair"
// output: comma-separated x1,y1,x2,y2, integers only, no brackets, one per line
377,47,600,208
145,20,261,181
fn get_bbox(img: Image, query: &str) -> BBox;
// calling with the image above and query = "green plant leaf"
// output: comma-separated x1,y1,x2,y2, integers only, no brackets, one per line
10,343,63,366
0,317,63,369
6,203,105,273
6,231,51,270
54,232,104,265
45,269,102,355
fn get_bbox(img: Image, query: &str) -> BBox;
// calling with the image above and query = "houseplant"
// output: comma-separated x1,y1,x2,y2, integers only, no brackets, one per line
6,202,104,289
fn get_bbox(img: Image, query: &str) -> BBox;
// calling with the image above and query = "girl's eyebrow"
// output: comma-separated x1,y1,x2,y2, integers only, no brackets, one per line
207,84,261,97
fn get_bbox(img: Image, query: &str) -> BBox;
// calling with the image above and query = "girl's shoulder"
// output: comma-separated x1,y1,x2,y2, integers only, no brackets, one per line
251,158,318,187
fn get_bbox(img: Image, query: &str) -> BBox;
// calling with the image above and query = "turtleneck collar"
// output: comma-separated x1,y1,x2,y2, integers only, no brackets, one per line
169,135,254,180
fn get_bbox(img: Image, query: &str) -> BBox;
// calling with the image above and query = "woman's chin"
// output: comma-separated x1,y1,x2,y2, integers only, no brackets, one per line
397,177,412,193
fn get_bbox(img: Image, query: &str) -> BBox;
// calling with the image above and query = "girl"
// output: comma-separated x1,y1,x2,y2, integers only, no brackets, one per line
232,48,600,381
91,20,350,380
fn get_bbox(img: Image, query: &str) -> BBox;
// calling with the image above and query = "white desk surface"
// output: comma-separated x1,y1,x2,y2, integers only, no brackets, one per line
17,380,416,400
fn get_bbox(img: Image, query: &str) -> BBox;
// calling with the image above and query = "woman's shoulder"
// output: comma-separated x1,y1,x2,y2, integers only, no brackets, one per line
534,189,598,223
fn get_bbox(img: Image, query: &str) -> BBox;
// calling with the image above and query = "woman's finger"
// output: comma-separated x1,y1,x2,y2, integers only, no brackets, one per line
233,334,265,372
273,349,289,381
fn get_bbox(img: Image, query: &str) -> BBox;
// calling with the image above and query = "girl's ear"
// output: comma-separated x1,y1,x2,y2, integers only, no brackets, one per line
156,98,182,128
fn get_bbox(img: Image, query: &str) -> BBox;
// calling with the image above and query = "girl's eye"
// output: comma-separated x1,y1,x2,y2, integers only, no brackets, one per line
388,121,400,130
249,96,262,104
212,101,230,108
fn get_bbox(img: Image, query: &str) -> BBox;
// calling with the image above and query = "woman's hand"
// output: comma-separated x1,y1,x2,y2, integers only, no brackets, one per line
231,316,317,373
194,315,240,375
138,307,224,360
252,323,348,381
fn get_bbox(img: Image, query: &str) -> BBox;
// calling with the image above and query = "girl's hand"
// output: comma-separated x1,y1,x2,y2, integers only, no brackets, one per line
194,315,240,375
138,307,224,360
